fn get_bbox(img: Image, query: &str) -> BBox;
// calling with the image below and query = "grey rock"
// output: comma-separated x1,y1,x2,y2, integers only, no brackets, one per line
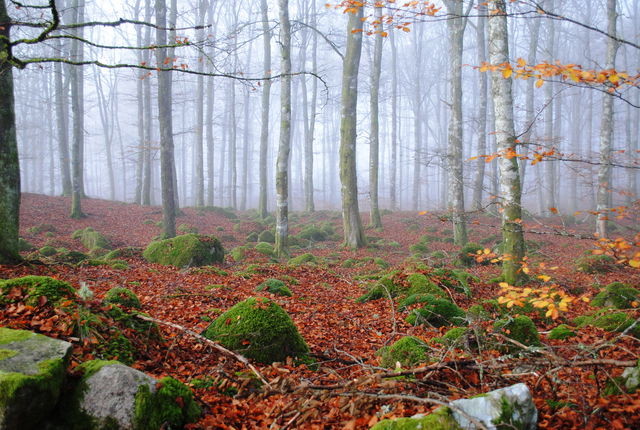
0,328,72,430
450,383,537,430
622,365,640,392
79,363,157,430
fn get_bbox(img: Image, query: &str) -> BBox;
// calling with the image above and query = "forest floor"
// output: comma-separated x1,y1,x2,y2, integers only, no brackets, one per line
2,193,640,429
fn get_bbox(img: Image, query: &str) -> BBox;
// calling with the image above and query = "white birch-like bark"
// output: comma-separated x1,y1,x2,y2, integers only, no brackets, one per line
368,5,383,229
472,2,488,211
194,0,207,207
258,0,271,218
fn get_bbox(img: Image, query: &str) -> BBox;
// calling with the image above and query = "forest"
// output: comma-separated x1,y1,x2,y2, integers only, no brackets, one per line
0,0,639,429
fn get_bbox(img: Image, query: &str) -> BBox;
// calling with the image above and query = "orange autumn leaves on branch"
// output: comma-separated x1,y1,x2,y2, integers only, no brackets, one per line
478,58,640,93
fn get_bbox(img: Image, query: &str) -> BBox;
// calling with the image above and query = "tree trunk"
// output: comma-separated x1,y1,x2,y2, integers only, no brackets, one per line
445,0,468,246
53,13,71,197
141,0,153,205
258,0,271,218
596,0,618,238
0,0,21,264
488,0,525,285
194,0,207,207
472,2,488,211
69,0,85,218
543,9,556,214
368,5,383,229
156,0,176,238
275,0,292,257
339,7,366,249
389,27,398,211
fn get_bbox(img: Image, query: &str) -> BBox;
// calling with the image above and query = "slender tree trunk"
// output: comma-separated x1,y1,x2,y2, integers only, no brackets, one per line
133,0,144,203
596,0,618,238
368,5,383,229
156,0,176,238
543,9,556,214
275,0,291,257
54,17,71,197
472,3,488,211
488,0,525,285
301,3,317,214
206,0,217,206
194,0,207,207
339,7,366,249
445,0,468,246
389,27,398,211
258,0,271,218
69,0,85,218
0,0,21,263
94,70,115,200
240,84,250,211
142,0,153,205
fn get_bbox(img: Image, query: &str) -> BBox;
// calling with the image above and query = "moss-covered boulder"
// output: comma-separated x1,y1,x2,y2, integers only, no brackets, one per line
494,315,541,351
257,230,275,244
64,360,200,430
203,297,308,364
255,279,292,297
288,253,318,266
372,407,461,430
377,336,429,369
575,254,616,274
0,328,72,430
254,241,274,256
103,287,142,309
591,282,640,309
355,271,400,303
547,324,576,340
72,227,112,254
0,276,76,306
143,234,224,268
406,273,447,298
38,245,58,257
406,295,466,328
296,225,328,241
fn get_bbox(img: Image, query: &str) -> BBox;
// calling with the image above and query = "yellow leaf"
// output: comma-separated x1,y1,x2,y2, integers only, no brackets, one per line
499,282,510,289
522,266,530,274
502,68,513,79
535,79,544,88
629,259,640,268
517,58,526,67
537,275,551,282
418,211,427,215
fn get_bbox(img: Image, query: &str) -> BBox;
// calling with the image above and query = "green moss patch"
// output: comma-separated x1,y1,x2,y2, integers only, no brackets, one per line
0,276,76,306
288,253,318,266
406,295,466,328
143,234,224,268
203,297,309,364
548,324,576,340
592,282,640,309
494,315,541,351
72,227,112,254
254,242,274,256
104,287,142,309
134,376,201,429
372,407,461,430
575,254,616,274
258,230,275,243
255,279,292,297
377,336,429,368
406,273,447,298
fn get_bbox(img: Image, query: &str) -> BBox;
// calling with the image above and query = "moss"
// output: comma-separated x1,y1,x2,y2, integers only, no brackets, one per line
494,315,541,351
0,327,33,344
104,306,159,338
371,407,462,430
72,227,112,252
0,275,76,306
288,253,318,266
56,250,89,264
467,304,490,321
27,223,57,235
575,254,616,274
254,241,274,256
432,327,467,346
342,258,358,268
245,232,259,243
39,245,58,256
406,273,447,298
177,223,198,234
431,250,446,259
257,230,275,243
0,349,17,361
230,246,247,262
296,225,328,241
593,312,637,333
18,238,34,252
99,333,135,365
405,295,466,328
374,257,390,269
101,247,140,260
409,242,429,255
548,324,577,340
104,287,142,309
203,297,309,364
458,242,484,266
133,376,201,429
398,294,433,311
356,271,400,303
143,234,224,267
430,268,478,297
377,336,429,368
256,279,293,297
591,282,640,309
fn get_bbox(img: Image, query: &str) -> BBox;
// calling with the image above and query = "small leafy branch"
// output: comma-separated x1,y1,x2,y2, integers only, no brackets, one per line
497,281,585,320
592,233,640,269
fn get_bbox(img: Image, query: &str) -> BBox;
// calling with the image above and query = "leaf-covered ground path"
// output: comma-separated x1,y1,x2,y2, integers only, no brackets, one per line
2,193,640,429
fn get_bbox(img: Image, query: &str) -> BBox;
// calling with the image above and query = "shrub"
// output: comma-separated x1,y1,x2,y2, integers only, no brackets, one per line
203,297,308,363
143,234,224,267
377,336,429,368
256,279,293,297
405,295,466,328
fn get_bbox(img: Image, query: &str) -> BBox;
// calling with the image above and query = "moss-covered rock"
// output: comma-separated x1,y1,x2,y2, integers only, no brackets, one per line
0,276,76,306
432,327,468,347
405,295,466,328
296,225,328,241
377,336,429,369
548,324,576,340
38,245,58,257
230,246,247,262
575,254,616,274
372,407,461,430
72,227,112,253
143,234,224,268
406,273,447,298
101,247,141,261
0,328,72,430
245,231,259,243
255,279,292,297
575,311,640,336
203,297,308,363
591,282,640,309
257,230,275,244
494,315,541,351
288,253,318,266
103,287,142,309
355,271,400,303
254,241,274,256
